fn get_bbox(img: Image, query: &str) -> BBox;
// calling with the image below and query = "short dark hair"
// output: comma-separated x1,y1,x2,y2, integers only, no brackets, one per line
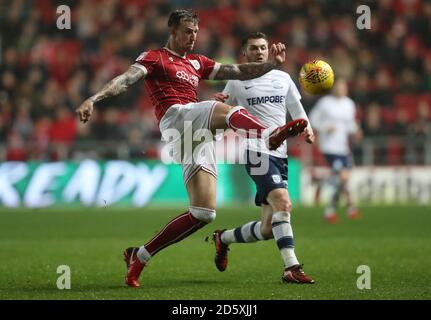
241,32,268,48
168,10,199,28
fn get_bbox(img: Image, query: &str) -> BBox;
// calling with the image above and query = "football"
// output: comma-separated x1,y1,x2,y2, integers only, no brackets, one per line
299,60,334,94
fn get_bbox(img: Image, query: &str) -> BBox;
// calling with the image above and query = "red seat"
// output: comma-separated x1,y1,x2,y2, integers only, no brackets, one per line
419,93,431,108
394,94,420,122
381,108,397,126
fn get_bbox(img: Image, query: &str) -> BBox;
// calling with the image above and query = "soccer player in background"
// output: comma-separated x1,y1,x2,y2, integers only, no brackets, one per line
309,79,362,223
75,10,308,287
212,32,315,284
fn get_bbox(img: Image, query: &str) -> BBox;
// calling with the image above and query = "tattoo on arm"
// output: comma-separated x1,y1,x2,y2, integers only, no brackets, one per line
89,65,146,103
214,61,277,80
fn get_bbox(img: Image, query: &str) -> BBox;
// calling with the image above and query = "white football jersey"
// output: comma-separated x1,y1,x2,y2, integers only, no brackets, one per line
223,70,304,158
309,95,358,155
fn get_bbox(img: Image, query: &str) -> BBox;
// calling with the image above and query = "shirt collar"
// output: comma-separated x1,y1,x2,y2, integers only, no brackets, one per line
163,47,186,59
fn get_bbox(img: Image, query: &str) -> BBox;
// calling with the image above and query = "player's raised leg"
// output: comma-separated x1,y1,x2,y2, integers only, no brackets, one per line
210,102,308,149
125,170,217,287
266,188,314,284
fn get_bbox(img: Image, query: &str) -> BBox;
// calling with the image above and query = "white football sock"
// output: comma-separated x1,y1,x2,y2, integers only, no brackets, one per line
221,221,264,245
137,246,151,264
272,211,299,268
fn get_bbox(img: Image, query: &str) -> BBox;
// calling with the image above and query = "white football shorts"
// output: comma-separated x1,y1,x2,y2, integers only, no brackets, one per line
159,100,218,185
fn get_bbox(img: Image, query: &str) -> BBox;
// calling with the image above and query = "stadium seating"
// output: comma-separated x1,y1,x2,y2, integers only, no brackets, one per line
0,0,430,164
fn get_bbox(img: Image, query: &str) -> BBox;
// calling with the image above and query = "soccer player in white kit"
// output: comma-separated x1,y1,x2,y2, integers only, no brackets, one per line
309,79,362,223
212,32,315,283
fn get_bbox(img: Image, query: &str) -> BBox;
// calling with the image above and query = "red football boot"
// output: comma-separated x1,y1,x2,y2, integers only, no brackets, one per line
123,247,145,288
282,264,315,284
324,214,339,224
213,230,229,272
268,119,308,150
347,207,361,220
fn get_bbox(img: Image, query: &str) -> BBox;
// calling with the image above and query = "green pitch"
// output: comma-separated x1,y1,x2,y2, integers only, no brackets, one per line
0,205,430,300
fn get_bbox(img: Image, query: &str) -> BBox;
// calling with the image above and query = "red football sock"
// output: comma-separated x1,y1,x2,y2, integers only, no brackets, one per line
144,211,205,256
227,107,267,138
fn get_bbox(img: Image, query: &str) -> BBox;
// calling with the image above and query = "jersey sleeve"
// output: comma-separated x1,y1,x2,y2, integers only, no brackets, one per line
285,74,302,104
286,99,309,122
133,50,159,77
222,80,237,105
196,55,221,80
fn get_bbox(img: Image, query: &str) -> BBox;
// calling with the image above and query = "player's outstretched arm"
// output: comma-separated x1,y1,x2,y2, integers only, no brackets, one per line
76,65,146,123
214,43,286,80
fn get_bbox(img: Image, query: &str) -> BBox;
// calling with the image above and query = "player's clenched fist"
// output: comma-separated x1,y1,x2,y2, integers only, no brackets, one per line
76,99,94,123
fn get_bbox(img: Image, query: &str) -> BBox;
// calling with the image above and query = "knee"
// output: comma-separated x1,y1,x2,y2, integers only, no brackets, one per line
225,105,245,124
271,195,292,213
219,103,234,115
268,189,293,213
189,206,216,223
211,102,234,131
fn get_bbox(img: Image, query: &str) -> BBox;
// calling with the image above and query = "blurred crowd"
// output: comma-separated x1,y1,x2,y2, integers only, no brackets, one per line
1,0,431,164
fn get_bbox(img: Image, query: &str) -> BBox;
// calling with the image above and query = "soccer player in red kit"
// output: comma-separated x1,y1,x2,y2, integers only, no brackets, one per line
76,10,308,287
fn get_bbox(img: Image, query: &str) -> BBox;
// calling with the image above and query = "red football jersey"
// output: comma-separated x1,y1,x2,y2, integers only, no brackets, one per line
134,47,220,122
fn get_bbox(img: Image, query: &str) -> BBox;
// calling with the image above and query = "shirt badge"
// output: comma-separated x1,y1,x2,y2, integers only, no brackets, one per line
272,175,282,183
189,59,200,70
272,80,284,89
